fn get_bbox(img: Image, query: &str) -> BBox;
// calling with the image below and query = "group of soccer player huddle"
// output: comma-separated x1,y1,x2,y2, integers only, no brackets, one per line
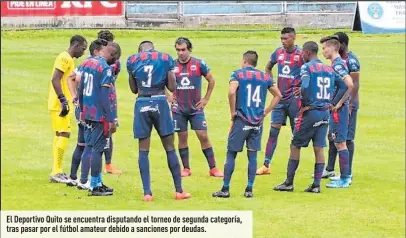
47,27,360,200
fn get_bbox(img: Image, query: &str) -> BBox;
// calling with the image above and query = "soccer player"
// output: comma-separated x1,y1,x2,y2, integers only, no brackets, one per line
78,42,119,196
48,35,87,183
169,37,223,177
98,30,122,174
326,32,361,181
273,41,348,193
67,39,106,189
212,51,282,198
320,36,354,188
127,41,191,201
257,27,304,175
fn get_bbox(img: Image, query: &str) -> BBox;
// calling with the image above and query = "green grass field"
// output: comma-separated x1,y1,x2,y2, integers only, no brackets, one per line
1,29,405,238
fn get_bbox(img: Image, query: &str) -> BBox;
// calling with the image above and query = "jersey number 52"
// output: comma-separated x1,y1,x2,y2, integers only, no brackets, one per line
316,77,331,100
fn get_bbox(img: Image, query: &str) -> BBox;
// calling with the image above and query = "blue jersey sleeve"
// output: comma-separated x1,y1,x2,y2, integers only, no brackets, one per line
299,64,311,100
168,55,175,71
199,59,210,76
101,67,113,87
347,57,360,73
113,60,121,76
126,56,134,78
270,49,278,64
333,62,349,79
229,71,239,83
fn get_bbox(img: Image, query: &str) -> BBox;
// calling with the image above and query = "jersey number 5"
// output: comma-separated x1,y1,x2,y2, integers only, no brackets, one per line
83,72,93,96
316,77,331,100
143,65,153,87
246,84,261,107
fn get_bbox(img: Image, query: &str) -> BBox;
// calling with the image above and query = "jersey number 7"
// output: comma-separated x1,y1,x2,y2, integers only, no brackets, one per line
246,84,261,107
142,65,153,88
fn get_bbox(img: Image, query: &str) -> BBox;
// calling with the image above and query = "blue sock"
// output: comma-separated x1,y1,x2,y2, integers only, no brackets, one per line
70,144,84,180
80,146,92,184
287,158,299,184
347,141,355,175
90,176,98,189
203,147,216,169
97,172,102,186
247,150,257,190
313,163,325,186
179,147,190,169
326,140,337,171
138,151,151,195
264,127,280,167
223,150,237,190
90,150,102,186
166,150,182,193
338,149,350,179
104,137,113,165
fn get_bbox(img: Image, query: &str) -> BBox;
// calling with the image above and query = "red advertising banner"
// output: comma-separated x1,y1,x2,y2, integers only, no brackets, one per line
1,1,123,17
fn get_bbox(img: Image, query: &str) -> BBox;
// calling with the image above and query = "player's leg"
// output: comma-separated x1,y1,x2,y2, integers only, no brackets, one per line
257,104,286,175
88,121,113,196
243,126,263,198
274,111,312,192
213,118,246,198
104,136,121,174
173,113,191,176
346,108,358,177
49,111,71,183
325,111,338,177
67,123,85,186
327,106,351,188
191,112,223,177
155,99,190,200
134,100,154,201
305,114,329,193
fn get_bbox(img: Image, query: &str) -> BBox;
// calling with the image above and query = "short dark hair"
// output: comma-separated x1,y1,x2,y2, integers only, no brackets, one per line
138,40,154,52
97,30,115,42
89,39,107,56
303,41,319,54
70,35,87,46
281,27,296,35
243,50,258,67
320,35,340,51
175,37,193,51
111,42,121,58
334,32,349,46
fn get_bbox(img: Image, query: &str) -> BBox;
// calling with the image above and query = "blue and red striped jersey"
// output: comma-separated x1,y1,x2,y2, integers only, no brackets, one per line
126,50,175,96
331,56,350,105
230,66,275,125
270,46,304,102
172,57,210,114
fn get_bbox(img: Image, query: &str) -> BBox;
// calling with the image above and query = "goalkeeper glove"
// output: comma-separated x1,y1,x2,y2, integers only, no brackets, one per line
58,94,70,117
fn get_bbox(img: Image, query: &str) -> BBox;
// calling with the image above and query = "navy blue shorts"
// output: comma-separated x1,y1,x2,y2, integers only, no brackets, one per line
271,98,301,130
328,104,349,143
84,120,109,152
77,124,85,144
227,117,263,152
292,109,329,148
133,96,174,139
347,108,357,141
173,112,207,132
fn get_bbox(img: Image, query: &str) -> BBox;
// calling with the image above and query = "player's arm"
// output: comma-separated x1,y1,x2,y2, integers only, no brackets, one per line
335,74,353,109
265,51,278,77
228,81,239,119
101,68,116,133
166,70,176,92
197,61,215,109
52,55,71,116
128,75,138,94
264,79,282,116
348,59,360,105
331,73,349,107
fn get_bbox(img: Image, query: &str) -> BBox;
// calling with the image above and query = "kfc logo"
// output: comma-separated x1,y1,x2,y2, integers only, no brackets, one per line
61,1,118,8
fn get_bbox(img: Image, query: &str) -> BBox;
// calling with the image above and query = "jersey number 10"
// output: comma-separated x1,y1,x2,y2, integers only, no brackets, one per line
316,77,331,100
83,72,93,96
246,84,261,107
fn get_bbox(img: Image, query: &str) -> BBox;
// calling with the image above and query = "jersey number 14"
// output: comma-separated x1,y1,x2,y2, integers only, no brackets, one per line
246,84,261,107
